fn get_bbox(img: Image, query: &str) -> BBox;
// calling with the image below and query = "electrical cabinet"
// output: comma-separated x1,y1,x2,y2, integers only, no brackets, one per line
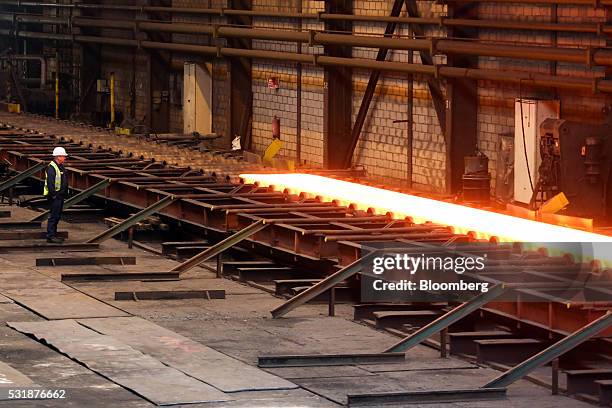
513,99,560,204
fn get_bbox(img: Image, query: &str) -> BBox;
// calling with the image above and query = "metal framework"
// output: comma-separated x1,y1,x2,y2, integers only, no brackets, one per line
3,11,612,93
0,123,611,340
385,284,506,352
30,178,111,222
483,311,612,388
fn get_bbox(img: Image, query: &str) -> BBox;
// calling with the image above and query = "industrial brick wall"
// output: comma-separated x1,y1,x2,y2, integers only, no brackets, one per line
351,0,447,191
98,48,149,123
74,1,611,195
251,0,325,165
247,0,449,190
248,1,611,194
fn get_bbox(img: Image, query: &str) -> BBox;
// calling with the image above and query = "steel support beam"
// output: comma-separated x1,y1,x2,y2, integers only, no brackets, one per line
76,5,102,116
271,251,377,318
169,219,267,274
343,0,406,168
114,290,225,301
445,1,478,194
258,352,405,368
147,0,172,132
0,221,42,229
348,388,507,406
229,0,253,148
385,284,506,353
36,256,136,267
323,0,353,169
86,195,177,243
0,242,99,252
483,311,612,389
0,161,45,194
30,178,111,222
62,271,179,282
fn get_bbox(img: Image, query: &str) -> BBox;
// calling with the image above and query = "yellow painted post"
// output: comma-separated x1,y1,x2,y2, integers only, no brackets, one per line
109,72,115,128
263,138,283,166
54,74,59,119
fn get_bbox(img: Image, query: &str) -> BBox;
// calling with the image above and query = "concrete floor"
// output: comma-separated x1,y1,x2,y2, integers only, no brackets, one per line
0,205,594,407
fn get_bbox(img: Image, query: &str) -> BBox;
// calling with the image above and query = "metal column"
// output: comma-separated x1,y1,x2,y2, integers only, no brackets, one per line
323,0,353,169
444,1,478,194
147,0,173,132
229,0,253,149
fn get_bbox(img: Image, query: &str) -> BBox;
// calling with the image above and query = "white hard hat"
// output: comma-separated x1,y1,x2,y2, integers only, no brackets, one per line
52,147,67,157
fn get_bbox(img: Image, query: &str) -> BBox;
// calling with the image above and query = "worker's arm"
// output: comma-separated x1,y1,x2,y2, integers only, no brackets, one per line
46,165,56,197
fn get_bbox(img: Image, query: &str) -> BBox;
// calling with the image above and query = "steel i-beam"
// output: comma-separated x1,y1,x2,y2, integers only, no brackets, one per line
483,311,612,389
170,219,268,274
0,161,46,194
86,195,176,244
385,284,506,353
271,251,378,318
30,178,112,222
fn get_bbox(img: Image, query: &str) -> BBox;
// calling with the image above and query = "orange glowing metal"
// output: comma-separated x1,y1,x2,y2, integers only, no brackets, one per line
240,173,612,244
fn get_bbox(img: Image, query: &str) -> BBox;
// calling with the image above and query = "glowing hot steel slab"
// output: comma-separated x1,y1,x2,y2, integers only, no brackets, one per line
240,173,612,245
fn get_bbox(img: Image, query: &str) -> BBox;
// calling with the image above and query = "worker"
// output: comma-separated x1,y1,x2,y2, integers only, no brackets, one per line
44,147,68,243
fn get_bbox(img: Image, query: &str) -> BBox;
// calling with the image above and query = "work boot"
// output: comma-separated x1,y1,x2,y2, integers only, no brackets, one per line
46,237,63,244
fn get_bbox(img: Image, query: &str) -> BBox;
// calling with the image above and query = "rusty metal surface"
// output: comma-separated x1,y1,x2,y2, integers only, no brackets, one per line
0,119,610,338
7,320,231,405
78,317,298,392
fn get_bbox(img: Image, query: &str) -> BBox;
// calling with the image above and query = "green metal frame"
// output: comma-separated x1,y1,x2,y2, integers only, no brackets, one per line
385,284,506,353
0,161,46,194
271,251,378,318
86,195,177,244
170,219,268,274
483,311,612,389
30,178,112,222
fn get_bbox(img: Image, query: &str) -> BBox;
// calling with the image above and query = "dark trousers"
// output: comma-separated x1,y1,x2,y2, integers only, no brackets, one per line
47,196,64,239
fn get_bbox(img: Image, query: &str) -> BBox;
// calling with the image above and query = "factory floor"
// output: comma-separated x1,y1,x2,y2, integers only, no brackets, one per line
0,205,593,407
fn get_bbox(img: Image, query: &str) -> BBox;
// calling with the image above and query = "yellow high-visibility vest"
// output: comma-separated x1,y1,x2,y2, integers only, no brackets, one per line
43,161,62,196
